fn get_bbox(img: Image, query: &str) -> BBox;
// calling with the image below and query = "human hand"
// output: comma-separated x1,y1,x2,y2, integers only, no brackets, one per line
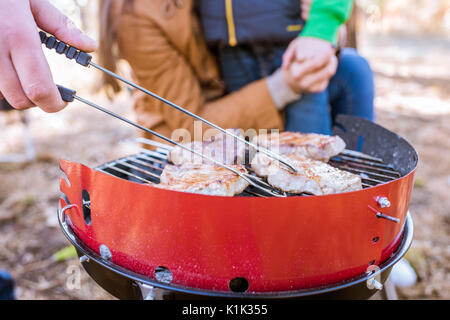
300,0,312,21
281,37,337,93
0,0,97,113
282,56,337,94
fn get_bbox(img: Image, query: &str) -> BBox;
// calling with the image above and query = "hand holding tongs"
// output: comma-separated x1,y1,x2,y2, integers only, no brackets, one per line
38,31,297,196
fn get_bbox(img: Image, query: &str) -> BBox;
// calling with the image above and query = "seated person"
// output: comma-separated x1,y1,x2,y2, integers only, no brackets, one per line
197,0,374,135
98,0,351,143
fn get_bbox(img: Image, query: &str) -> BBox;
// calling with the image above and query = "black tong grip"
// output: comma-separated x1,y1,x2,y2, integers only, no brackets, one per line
39,31,92,67
0,85,75,108
56,85,76,103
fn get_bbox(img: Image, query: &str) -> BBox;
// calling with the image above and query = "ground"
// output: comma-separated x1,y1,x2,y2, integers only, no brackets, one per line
0,33,449,300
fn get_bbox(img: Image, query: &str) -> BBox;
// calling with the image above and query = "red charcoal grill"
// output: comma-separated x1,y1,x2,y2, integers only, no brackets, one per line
57,116,417,300
26,31,417,299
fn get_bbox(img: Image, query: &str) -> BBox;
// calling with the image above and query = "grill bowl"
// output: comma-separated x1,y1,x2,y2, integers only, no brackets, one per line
59,204,413,299
58,116,418,293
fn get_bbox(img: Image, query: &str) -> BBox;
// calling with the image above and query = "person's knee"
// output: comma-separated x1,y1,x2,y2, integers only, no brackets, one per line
284,92,332,134
331,48,375,121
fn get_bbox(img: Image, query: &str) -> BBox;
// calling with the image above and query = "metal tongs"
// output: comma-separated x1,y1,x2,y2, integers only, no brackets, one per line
37,31,297,197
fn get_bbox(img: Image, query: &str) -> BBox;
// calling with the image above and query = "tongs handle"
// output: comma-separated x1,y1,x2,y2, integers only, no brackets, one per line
0,85,75,108
0,98,14,111
39,31,92,67
56,85,76,103
0,33,87,108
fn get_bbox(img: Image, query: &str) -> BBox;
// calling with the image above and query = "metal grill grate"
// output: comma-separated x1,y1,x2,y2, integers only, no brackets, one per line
96,140,401,197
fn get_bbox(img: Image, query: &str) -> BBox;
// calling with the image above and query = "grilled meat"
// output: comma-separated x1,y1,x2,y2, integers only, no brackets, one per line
156,163,249,196
251,153,362,195
252,132,346,161
169,129,246,165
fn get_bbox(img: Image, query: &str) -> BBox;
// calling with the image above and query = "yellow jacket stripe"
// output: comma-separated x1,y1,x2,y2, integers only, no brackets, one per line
225,0,237,47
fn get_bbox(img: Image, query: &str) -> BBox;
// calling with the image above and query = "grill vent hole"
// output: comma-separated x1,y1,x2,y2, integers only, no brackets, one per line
154,266,173,283
81,190,91,225
229,277,249,293
372,236,380,243
369,260,376,266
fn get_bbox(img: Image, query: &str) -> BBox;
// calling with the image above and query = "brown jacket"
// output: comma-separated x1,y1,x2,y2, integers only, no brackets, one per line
114,0,283,142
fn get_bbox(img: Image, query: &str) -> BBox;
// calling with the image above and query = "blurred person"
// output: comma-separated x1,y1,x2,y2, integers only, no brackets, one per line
0,0,97,113
198,0,374,134
98,0,342,142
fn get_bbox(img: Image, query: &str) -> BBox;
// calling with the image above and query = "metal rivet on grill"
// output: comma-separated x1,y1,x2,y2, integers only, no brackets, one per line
372,236,380,243
376,196,390,208
229,277,249,293
154,266,173,283
79,255,89,263
99,244,112,261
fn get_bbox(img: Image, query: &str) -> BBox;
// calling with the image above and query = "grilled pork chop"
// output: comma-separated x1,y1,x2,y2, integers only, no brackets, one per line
156,163,249,196
251,153,362,195
169,129,246,165
252,132,346,161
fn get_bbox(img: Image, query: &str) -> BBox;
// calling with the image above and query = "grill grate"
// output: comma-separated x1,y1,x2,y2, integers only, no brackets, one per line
96,140,401,197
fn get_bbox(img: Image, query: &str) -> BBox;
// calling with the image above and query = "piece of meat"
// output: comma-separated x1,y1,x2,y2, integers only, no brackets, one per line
251,153,362,195
156,163,249,196
252,132,346,161
169,129,246,165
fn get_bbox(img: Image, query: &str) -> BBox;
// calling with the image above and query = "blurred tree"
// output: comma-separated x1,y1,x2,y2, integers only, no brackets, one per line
346,5,359,48
74,0,97,34
49,0,97,35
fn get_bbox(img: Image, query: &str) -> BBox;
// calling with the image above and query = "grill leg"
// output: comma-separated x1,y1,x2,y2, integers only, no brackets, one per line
380,276,398,300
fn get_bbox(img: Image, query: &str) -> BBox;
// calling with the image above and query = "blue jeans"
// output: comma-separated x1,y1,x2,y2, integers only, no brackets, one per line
218,46,374,134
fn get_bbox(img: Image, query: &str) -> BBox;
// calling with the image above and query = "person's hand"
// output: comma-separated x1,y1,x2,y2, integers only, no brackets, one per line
281,37,337,93
0,0,97,113
300,0,312,21
282,55,338,94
